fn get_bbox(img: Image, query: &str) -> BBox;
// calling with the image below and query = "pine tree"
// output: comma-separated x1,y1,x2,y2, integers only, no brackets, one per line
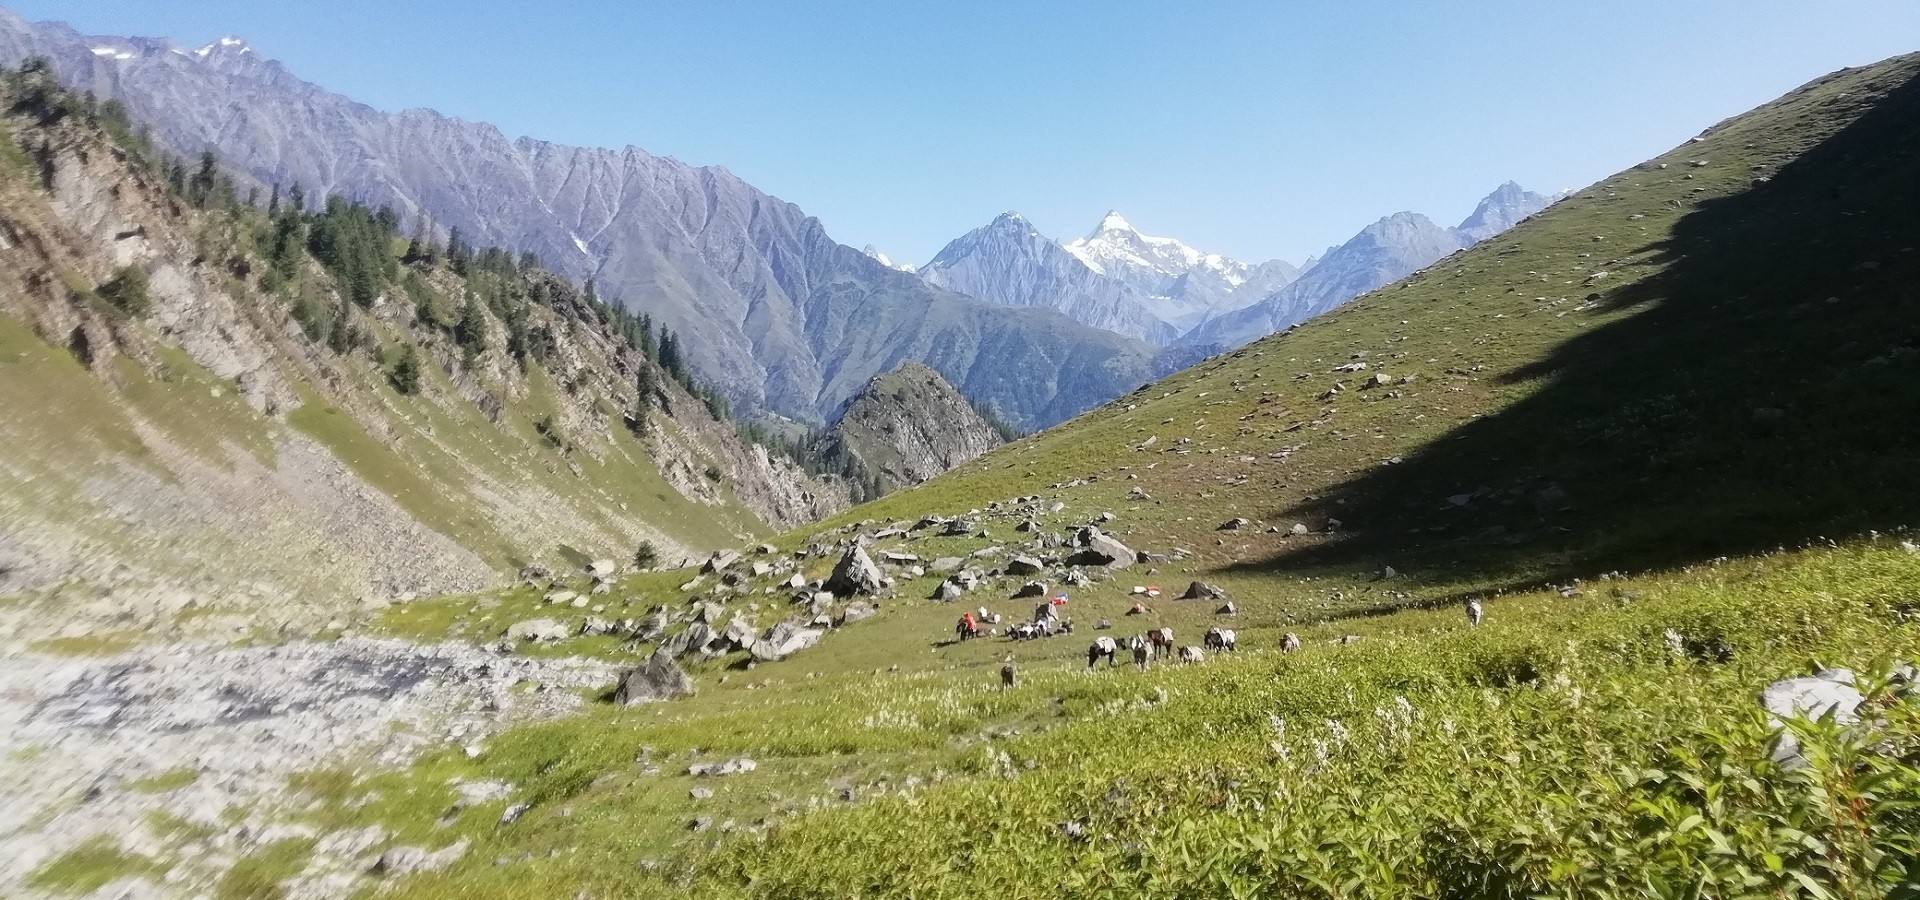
189,151,216,207
388,344,421,395
454,295,487,359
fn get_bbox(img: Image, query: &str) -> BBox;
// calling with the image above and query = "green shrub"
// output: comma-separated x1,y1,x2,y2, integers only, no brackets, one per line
387,344,421,395
96,266,151,316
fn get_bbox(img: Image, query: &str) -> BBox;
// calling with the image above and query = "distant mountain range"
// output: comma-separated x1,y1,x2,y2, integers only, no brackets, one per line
915,184,1555,351
0,10,1163,431
0,7,1555,427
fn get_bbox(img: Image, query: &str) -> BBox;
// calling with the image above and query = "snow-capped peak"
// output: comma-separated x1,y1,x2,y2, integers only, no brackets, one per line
1064,211,1248,286
862,245,916,274
1090,210,1135,237
194,36,252,57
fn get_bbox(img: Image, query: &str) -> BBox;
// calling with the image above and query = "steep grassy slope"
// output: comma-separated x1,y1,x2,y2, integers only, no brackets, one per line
0,69,844,643
822,52,1920,601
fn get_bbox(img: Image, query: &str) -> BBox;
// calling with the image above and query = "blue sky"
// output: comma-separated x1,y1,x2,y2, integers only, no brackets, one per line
19,1,1917,265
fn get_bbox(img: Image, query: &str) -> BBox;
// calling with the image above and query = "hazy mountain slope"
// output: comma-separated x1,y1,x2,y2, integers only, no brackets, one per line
0,69,848,643
921,210,1294,344
814,362,1007,496
1061,210,1292,330
823,50,1920,593
1180,211,1469,349
0,10,1158,430
1181,184,1555,352
1456,179,1555,241
918,213,1179,344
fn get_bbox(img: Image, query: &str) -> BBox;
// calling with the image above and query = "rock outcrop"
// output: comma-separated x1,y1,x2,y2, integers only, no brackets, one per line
614,649,697,705
812,363,1009,498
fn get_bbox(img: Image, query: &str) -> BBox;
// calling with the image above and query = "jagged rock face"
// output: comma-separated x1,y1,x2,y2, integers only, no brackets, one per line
818,362,1007,495
0,13,1161,431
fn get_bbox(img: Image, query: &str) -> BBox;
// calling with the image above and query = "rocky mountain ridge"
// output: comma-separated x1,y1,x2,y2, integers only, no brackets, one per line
0,67,848,645
1179,182,1556,351
813,362,1009,497
0,10,1164,431
920,185,1552,351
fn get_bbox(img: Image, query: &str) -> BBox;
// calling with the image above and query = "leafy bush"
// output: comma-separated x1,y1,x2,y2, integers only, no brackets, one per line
633,541,659,571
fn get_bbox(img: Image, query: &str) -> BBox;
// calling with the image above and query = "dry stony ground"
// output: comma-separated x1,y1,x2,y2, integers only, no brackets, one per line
0,636,618,898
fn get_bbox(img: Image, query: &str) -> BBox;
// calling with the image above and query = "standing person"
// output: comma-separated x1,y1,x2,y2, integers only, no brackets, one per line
1466,598,1484,628
1000,657,1017,691
960,610,977,640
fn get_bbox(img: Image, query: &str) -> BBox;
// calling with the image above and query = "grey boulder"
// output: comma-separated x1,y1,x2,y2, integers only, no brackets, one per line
614,649,697,705
825,545,886,597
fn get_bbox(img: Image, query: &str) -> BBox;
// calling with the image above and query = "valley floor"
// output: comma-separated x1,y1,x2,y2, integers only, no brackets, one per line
11,529,1917,899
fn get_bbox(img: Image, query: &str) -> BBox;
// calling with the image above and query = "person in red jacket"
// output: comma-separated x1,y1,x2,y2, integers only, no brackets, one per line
958,611,977,641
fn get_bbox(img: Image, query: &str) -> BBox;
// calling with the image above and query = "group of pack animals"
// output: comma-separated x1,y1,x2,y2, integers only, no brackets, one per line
1083,626,1239,670
991,598,1487,690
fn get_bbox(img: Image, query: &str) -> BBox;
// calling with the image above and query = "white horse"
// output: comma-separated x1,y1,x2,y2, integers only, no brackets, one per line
1087,636,1120,668
1281,632,1302,653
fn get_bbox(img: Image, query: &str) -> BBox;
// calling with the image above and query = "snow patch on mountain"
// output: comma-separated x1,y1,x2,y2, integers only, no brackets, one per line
1063,210,1249,287
861,245,916,273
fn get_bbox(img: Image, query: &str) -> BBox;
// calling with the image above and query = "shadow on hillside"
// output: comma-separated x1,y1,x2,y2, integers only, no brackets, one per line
1227,64,1920,593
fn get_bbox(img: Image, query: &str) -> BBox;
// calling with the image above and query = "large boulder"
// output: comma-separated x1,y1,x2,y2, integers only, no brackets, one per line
636,611,669,642
1180,581,1229,601
1013,581,1047,599
1761,668,1864,766
661,621,712,658
824,545,886,597
1006,556,1045,576
1066,528,1136,569
841,601,878,625
587,559,617,578
932,581,964,602
722,616,758,649
701,550,741,574
751,621,824,662
614,649,697,705
505,618,570,643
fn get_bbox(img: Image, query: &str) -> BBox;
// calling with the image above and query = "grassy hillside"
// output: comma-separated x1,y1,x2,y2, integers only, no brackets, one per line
0,67,830,640
818,52,1920,601
24,53,1920,899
